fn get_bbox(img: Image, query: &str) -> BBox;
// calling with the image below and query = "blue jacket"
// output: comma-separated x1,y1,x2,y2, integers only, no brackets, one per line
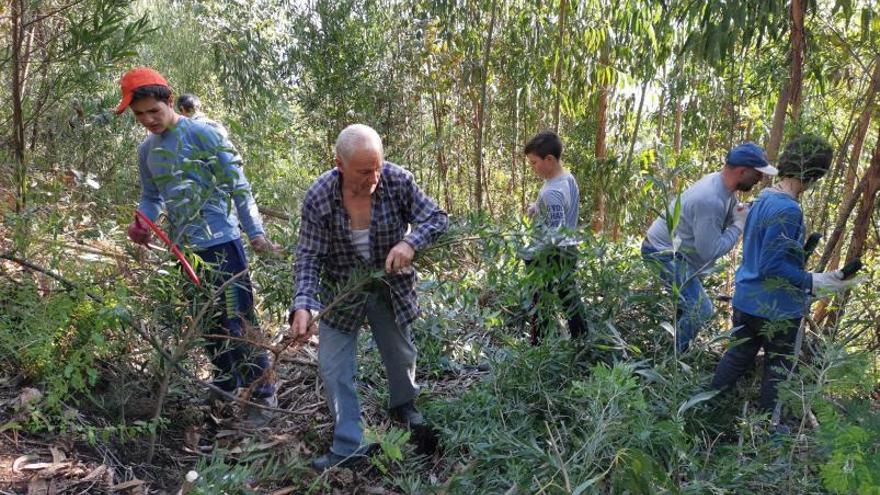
137,117,264,249
733,189,813,319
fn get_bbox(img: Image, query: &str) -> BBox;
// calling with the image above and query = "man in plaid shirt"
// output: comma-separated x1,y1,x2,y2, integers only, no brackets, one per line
289,124,448,471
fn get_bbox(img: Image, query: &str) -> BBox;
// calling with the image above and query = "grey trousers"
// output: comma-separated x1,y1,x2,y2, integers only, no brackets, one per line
318,287,419,456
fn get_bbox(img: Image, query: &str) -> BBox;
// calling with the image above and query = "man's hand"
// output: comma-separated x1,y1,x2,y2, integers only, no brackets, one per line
288,309,317,341
127,215,152,245
251,234,281,253
732,202,751,229
385,241,415,273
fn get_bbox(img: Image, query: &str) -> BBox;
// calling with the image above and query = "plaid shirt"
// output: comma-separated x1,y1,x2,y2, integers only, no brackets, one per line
291,162,448,332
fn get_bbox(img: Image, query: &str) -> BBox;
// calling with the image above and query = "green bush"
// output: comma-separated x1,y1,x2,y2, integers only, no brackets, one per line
0,278,123,409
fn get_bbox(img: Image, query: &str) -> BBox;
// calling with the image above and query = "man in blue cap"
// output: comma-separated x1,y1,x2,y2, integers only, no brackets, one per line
642,142,778,352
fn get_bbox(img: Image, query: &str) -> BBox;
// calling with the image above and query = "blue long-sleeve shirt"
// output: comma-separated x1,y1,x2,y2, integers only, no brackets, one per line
137,117,264,249
733,189,813,319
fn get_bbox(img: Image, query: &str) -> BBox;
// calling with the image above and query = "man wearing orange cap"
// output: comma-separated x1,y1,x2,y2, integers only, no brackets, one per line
118,67,279,424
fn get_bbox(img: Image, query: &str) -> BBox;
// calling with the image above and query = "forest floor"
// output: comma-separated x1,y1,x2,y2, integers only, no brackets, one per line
0,331,489,494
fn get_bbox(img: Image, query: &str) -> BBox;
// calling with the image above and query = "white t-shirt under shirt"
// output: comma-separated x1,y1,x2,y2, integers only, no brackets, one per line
351,228,370,261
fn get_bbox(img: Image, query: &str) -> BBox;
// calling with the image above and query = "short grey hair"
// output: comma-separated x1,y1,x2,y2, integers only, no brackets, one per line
335,124,384,162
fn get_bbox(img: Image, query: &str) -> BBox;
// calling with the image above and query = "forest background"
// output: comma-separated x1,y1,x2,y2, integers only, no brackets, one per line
1,0,880,493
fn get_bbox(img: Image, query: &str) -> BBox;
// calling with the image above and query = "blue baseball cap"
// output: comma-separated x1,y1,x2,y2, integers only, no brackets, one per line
726,142,778,175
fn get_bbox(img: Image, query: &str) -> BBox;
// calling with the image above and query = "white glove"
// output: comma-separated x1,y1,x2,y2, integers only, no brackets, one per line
731,202,750,230
811,270,863,296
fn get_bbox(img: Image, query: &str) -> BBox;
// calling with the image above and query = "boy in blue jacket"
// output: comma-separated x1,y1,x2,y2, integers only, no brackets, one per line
118,67,279,423
710,135,861,412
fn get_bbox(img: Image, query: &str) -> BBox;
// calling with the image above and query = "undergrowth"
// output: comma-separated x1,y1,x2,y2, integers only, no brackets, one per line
2,216,879,494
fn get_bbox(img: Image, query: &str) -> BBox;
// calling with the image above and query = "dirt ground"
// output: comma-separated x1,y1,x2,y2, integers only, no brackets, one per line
0,335,487,495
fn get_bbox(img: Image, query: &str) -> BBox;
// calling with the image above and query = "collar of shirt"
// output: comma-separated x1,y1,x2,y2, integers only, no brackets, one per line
329,165,387,205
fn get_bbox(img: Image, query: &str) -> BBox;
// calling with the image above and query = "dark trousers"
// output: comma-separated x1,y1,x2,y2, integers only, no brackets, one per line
525,248,588,345
711,309,800,411
196,239,274,398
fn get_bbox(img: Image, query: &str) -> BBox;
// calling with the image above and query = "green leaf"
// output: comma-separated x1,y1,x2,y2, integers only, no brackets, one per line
573,475,605,495
677,390,720,416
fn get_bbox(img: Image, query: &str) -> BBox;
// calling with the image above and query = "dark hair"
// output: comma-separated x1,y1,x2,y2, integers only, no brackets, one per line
131,85,172,105
176,93,201,113
777,134,834,184
524,130,563,160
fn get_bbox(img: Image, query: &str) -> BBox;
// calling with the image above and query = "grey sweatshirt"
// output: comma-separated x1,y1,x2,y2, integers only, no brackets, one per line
645,172,741,272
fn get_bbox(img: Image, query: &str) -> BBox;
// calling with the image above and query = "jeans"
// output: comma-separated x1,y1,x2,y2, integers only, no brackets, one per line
525,247,589,345
196,239,275,399
318,286,419,456
641,240,714,352
711,309,800,412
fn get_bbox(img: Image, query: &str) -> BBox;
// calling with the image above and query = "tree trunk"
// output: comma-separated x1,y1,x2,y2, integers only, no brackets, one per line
766,82,790,163
822,55,880,269
812,111,859,233
474,0,500,215
592,78,608,233
816,130,880,273
552,0,567,132
430,91,452,212
843,135,880,264
11,0,27,213
512,87,521,213
673,99,682,154
815,129,880,324
656,85,666,144
788,0,805,122
765,0,805,179
625,79,649,170
591,46,609,234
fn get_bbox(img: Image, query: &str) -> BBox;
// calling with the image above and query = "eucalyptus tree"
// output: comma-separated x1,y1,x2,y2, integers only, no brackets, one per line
1,0,149,213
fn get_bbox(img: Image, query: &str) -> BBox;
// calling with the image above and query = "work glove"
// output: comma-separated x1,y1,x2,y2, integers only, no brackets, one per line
811,270,863,296
127,215,152,245
731,202,751,230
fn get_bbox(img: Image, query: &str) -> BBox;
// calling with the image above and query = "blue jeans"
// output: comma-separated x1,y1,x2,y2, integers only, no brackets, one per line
196,239,275,399
641,240,714,352
318,286,419,456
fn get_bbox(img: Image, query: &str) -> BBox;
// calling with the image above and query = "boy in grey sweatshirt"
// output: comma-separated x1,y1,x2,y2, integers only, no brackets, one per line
523,131,588,345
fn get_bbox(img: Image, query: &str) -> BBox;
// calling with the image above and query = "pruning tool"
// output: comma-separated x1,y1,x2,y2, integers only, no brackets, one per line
135,210,201,286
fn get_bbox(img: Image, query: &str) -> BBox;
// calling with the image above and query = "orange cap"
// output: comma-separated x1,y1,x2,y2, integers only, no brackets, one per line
115,67,170,114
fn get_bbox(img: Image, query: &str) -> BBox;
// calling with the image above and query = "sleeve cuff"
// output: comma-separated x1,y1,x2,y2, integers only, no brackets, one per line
291,295,323,313
137,202,162,222
402,234,425,252
246,226,266,240
803,272,814,292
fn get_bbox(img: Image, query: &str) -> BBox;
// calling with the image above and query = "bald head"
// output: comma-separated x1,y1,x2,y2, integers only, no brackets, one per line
335,124,384,164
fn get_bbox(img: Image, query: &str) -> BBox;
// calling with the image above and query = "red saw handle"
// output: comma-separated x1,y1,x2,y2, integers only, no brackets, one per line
136,210,201,286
